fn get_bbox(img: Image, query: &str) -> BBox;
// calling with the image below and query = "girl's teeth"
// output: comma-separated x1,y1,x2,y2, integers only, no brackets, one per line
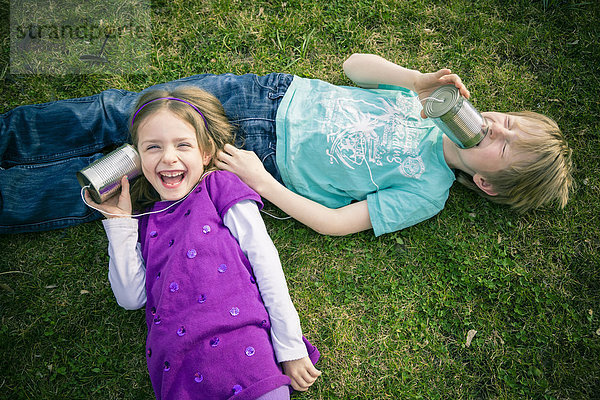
160,172,184,185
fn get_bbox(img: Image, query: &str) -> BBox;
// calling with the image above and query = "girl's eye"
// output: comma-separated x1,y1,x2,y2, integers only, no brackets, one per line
178,143,192,148
146,145,159,150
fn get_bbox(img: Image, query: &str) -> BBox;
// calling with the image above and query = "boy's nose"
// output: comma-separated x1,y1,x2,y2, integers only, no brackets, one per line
489,123,508,140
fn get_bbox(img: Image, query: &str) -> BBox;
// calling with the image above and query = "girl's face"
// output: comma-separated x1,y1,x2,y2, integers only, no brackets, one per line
136,110,211,201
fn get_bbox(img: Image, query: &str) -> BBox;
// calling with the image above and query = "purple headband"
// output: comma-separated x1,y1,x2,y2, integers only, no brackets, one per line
131,97,209,128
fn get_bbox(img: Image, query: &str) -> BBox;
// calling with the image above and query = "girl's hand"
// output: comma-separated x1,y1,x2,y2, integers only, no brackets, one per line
415,69,470,118
215,144,273,193
282,356,321,391
84,176,133,218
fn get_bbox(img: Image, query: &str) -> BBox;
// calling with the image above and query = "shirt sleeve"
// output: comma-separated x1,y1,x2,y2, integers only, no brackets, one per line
102,218,147,310
367,188,446,236
223,199,308,363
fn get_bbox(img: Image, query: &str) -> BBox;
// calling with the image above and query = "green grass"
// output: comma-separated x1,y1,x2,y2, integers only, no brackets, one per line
1,0,599,398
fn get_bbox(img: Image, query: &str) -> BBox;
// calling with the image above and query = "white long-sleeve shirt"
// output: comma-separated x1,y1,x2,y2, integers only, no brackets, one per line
102,199,307,363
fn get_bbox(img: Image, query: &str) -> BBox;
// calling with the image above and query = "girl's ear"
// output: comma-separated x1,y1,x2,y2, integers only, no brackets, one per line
202,152,212,166
473,173,498,196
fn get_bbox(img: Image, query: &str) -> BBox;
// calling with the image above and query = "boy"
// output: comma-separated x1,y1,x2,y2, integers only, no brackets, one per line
216,54,573,236
0,54,573,235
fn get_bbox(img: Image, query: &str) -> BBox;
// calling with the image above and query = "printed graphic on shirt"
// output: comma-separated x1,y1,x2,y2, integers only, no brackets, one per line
322,93,426,179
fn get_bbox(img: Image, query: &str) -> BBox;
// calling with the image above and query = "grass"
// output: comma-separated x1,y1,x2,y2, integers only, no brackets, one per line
1,0,599,398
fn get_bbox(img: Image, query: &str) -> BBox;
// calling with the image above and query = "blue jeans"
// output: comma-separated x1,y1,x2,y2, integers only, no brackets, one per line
0,73,293,233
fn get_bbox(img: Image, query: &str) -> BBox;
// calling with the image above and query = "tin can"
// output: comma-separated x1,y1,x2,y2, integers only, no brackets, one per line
424,85,488,148
77,144,141,203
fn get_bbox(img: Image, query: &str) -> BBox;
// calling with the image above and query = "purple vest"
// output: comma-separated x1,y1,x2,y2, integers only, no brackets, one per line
138,171,289,400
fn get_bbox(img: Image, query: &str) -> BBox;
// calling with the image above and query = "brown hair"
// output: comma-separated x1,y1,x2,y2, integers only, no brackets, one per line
456,111,574,213
128,87,235,210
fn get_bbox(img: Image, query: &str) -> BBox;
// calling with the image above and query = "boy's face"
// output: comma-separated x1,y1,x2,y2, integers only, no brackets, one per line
451,112,532,195
457,112,530,174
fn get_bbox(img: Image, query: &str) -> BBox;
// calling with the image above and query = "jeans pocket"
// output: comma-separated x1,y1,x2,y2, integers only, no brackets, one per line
253,73,293,100
260,142,282,183
237,121,282,183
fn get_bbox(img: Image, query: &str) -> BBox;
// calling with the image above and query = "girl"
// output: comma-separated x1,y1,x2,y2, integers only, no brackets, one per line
85,87,320,400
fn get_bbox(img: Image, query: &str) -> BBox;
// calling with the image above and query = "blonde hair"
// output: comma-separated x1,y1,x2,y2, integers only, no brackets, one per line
128,87,235,210
456,111,574,213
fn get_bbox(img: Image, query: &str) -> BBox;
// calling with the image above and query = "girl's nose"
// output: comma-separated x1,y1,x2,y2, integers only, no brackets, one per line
161,147,178,164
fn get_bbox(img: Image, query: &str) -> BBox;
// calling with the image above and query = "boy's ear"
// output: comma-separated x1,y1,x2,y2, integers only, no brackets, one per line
473,173,498,196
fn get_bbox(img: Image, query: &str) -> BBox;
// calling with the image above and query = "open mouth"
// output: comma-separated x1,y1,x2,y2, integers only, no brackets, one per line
159,171,185,187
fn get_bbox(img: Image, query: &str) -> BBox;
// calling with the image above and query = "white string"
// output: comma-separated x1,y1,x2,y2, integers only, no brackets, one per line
80,172,211,218
82,177,293,221
81,185,195,218
260,209,291,220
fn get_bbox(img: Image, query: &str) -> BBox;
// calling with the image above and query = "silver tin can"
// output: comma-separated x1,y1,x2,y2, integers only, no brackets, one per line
77,144,141,203
424,85,488,149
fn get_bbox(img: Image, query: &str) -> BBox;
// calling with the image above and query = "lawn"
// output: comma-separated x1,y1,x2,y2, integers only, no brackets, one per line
1,0,599,399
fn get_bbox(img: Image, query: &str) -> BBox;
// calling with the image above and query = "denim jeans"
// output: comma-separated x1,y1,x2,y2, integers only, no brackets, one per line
0,73,293,233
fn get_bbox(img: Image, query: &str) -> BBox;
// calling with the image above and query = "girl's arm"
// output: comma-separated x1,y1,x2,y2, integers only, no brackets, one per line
223,199,321,391
216,145,373,236
88,177,146,310
103,218,147,310
224,199,306,358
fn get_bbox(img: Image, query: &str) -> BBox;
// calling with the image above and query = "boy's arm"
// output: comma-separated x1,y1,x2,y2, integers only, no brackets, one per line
216,145,373,236
223,200,321,390
343,53,471,118
343,53,423,90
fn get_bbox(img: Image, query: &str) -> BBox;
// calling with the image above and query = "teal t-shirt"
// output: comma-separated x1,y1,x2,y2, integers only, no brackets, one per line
275,76,456,236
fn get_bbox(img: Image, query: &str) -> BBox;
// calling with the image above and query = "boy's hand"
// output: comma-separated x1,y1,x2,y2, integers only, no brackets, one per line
84,176,132,218
415,69,470,118
216,144,274,193
282,356,321,391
